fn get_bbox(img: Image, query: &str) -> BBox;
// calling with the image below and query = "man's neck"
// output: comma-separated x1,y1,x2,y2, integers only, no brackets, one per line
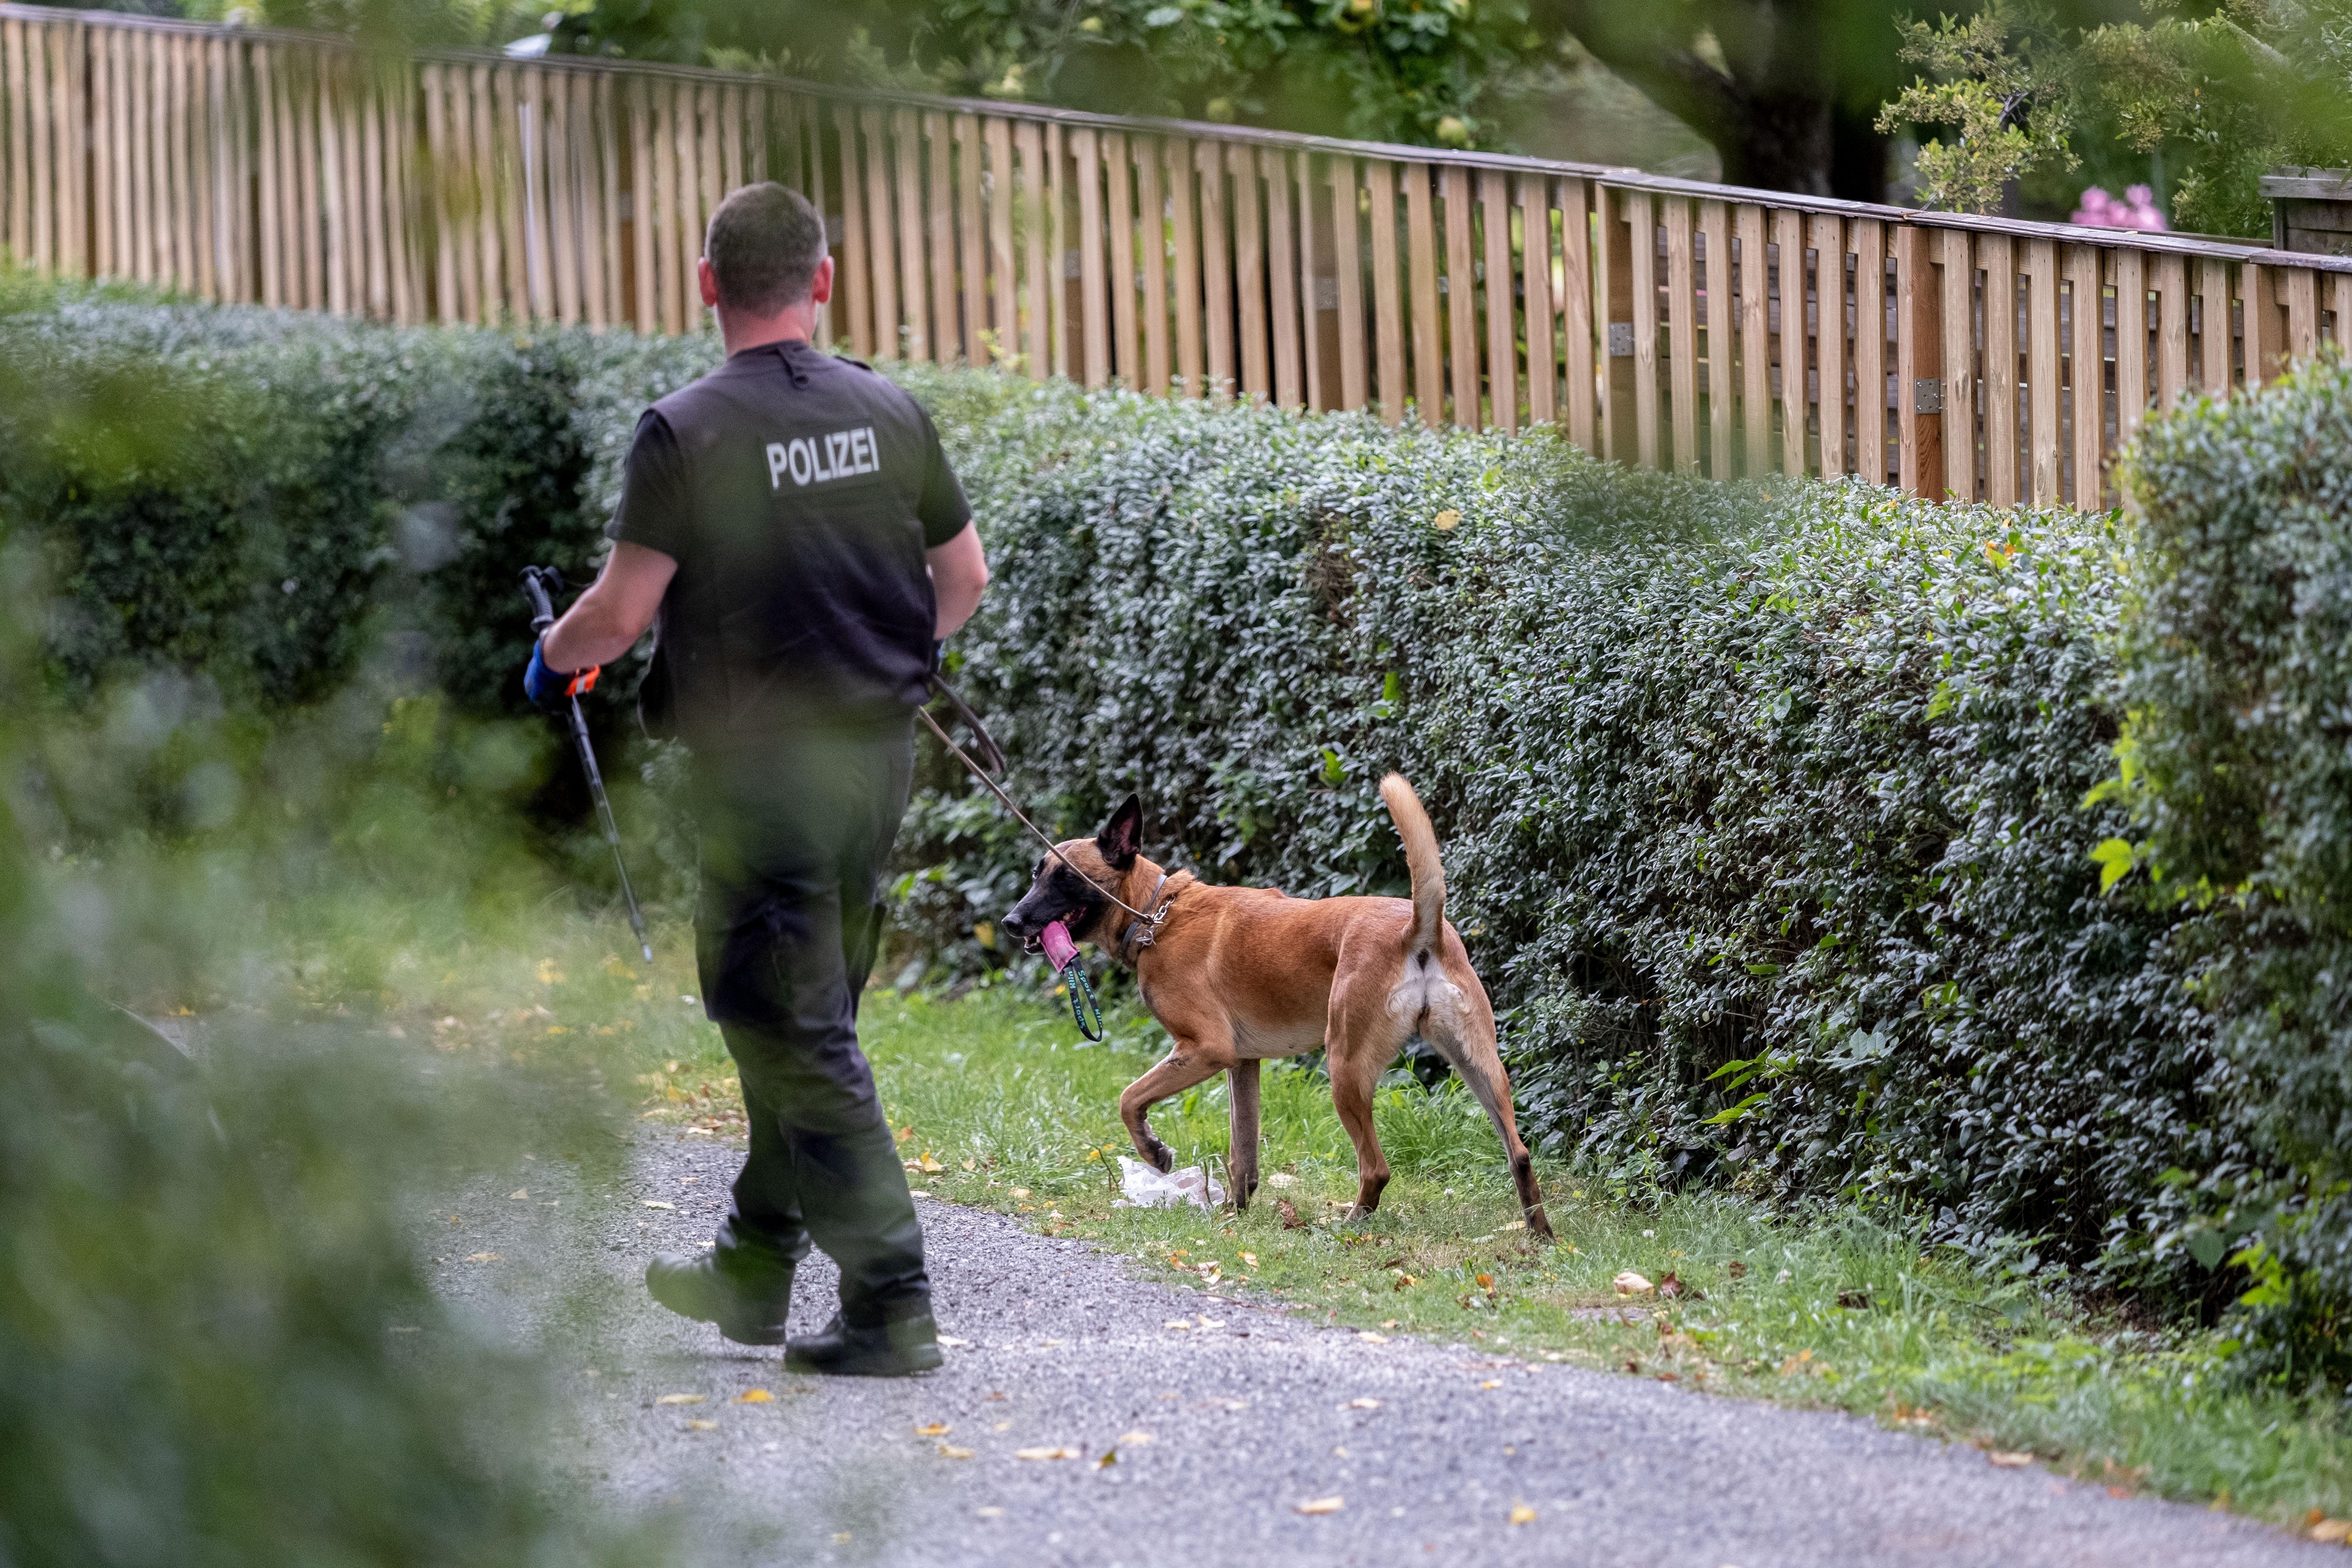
718,304,818,358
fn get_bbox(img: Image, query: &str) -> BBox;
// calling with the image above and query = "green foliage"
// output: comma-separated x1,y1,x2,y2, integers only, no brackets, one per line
551,0,1543,150
1877,2,2078,215
885,364,2228,1299
2116,351,2352,1387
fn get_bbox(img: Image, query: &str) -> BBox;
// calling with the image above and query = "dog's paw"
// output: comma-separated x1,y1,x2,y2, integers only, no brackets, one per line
1147,1141,1175,1175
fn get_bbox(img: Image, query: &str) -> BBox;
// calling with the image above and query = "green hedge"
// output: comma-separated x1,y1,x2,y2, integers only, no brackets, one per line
896,369,2223,1294
2119,353,2352,1380
19,280,2351,1337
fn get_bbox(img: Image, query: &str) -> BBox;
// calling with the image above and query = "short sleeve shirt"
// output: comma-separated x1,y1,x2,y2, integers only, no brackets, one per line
606,338,972,741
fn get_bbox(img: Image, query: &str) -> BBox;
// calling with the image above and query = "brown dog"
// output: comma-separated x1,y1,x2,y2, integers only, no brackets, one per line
999,775,1552,1237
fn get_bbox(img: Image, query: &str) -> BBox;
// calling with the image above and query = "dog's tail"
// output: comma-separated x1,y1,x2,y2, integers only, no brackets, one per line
1379,773,1444,960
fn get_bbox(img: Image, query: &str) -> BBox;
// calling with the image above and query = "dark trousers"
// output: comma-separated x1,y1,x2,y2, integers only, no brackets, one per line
692,724,927,1328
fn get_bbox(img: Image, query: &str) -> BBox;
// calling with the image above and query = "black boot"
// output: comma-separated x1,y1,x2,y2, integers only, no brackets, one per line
645,1252,791,1346
784,1312,943,1377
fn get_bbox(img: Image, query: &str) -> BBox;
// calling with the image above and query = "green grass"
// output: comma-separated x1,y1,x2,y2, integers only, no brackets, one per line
364,913,2352,1540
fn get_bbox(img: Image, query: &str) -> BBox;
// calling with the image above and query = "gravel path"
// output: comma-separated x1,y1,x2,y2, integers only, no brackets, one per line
434,1130,2333,1568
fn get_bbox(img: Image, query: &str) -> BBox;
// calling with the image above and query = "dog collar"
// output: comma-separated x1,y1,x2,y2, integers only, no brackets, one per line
1115,872,1184,968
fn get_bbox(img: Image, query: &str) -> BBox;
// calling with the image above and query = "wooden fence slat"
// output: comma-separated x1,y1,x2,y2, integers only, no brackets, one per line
1736,202,1767,473
695,83,721,313
1775,209,1805,475
61,16,87,276
926,110,957,362
1231,143,1271,399
865,105,901,355
1328,158,1366,412
2334,273,2352,353
1557,179,1596,452
1295,151,1323,411
1698,199,1730,476
1133,137,1167,392
1197,138,1233,397
889,107,926,355
1266,146,1302,407
2113,247,2148,452
2026,238,2059,505
587,72,617,328
2199,257,2231,392
1069,126,1104,383
1104,130,1137,383
983,115,1016,366
1853,218,1886,484
1981,233,2016,507
2248,263,2285,383
135,29,158,282
1814,215,1849,475
1483,167,1517,432
2154,253,2188,409
1404,164,1440,427
363,66,392,318
498,69,531,320
831,102,866,351
956,112,986,366
1664,196,1697,469
1442,164,1478,429
321,58,347,311
1367,158,1404,424
2064,244,2103,507
1523,175,1555,429
675,83,706,329
626,80,655,332
467,65,499,322
2285,266,2319,362
1167,134,1202,392
1940,228,1975,500
5,20,27,266
1895,224,1941,494
1596,186,1624,459
1045,122,1069,380
185,38,213,298
1014,118,1047,377
547,69,579,323
1628,189,1659,466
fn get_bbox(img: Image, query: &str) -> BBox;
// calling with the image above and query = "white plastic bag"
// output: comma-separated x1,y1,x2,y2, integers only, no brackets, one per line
1114,1155,1227,1212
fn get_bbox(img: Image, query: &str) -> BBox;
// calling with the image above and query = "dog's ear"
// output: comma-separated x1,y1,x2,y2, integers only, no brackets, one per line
1096,794,1143,870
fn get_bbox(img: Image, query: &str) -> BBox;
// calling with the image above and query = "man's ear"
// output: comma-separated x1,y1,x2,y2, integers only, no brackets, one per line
1096,794,1142,871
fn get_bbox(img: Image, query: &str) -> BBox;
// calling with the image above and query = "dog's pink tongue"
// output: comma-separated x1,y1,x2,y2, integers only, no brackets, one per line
1040,920,1079,970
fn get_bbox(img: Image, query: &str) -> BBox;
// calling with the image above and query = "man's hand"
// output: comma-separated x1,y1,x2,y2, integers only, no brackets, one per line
524,641,600,708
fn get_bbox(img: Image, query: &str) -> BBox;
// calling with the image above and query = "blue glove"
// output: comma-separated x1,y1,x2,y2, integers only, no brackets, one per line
524,641,598,708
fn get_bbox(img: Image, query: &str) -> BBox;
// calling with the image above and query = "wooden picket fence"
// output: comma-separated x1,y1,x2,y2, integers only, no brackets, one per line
8,3,2352,508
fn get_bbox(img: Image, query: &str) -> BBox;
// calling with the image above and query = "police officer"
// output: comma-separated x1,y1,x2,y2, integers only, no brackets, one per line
528,182,989,1377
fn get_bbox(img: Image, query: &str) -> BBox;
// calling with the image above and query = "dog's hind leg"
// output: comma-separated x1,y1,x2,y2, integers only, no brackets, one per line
1118,1034,1229,1174
1418,942,1554,1240
1327,971,1409,1224
1227,1059,1261,1211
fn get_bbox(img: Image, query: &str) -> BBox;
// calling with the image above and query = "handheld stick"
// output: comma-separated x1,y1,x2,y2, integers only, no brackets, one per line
520,566,654,964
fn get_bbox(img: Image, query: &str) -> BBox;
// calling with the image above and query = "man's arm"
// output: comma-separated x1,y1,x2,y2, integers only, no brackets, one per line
927,521,989,639
541,541,678,672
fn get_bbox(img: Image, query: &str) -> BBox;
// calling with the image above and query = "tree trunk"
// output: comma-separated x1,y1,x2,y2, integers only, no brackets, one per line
1715,96,1886,201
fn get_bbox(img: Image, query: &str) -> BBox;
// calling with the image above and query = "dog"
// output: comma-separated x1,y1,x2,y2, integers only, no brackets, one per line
999,775,1552,1238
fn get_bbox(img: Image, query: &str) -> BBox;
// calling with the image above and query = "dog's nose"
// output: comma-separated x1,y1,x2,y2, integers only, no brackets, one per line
1000,911,1033,940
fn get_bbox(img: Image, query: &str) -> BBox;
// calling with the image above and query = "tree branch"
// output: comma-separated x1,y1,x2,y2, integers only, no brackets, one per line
1525,0,1748,150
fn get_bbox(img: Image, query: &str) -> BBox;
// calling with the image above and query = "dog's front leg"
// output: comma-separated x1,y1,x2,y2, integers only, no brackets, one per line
1118,1044,1225,1176
1227,1059,1261,1210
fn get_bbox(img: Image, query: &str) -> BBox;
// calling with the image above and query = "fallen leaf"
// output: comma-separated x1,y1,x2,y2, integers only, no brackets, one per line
915,1422,952,1436
1660,1270,1703,1300
1009,1187,1031,1199
1432,510,1461,531
1509,1504,1537,1525
1381,1318,1400,1329
462,1251,502,1263
895,1126,914,1143
640,1200,675,1210
975,1506,1004,1518
684,1419,717,1431
1164,1319,1192,1330
962,1158,976,1170
1266,1172,1296,1188
1476,1273,1494,1291
508,1188,530,1200
1986,1451,2034,1468
1836,1288,1871,1310
2312,1519,2352,1544
911,1153,945,1174
656,1394,707,1406
1728,1260,1749,1279
938,1444,975,1459
1480,1380,1502,1390
1498,1220,1525,1231
937,1334,971,1348
1015,1446,1080,1461
1357,1332,1389,1344
1194,1317,1223,1330
1278,1199,1305,1230
1241,1252,1259,1268
1343,1397,1382,1410
735,1389,773,1404
1294,1496,1345,1516
1096,1449,1118,1469
1117,1430,1156,1445
1612,1270,1655,1296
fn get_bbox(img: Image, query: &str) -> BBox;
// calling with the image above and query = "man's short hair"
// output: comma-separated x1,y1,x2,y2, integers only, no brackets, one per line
704,183,828,315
